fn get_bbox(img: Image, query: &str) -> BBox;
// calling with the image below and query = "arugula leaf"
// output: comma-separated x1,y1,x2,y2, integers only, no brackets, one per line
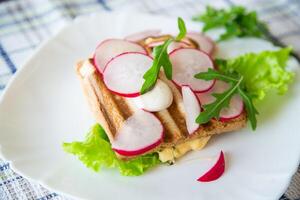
63,124,161,176
193,6,268,41
176,17,187,41
195,68,239,83
141,39,172,94
195,48,294,130
195,69,259,130
237,87,259,130
196,74,243,124
140,17,187,94
216,48,294,99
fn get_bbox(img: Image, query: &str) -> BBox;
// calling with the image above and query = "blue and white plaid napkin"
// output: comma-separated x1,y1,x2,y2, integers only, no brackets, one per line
0,0,300,199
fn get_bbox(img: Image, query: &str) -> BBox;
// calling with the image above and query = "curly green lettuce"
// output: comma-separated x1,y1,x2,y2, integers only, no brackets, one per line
63,124,161,176
216,47,295,100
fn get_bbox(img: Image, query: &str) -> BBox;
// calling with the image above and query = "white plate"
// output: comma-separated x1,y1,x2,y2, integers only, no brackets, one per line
0,12,300,200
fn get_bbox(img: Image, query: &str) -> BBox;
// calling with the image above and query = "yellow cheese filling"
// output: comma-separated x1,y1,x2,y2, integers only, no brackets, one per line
158,136,211,162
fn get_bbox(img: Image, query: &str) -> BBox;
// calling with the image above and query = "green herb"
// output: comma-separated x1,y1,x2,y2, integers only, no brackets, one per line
195,48,294,130
141,39,172,94
194,68,240,83
237,87,259,130
193,6,268,41
140,17,187,94
195,69,259,129
196,76,243,124
176,17,187,41
63,124,161,176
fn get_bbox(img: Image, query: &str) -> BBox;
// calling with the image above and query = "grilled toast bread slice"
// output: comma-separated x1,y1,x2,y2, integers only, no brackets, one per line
76,59,246,161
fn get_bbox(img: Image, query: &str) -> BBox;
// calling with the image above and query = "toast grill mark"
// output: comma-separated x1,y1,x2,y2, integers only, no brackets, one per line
77,32,247,160
77,60,247,158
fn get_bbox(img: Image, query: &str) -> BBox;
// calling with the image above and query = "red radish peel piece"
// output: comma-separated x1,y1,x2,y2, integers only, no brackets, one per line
112,110,164,156
197,151,225,182
113,139,162,156
170,48,215,93
125,29,161,42
93,39,146,73
182,86,201,134
103,52,152,97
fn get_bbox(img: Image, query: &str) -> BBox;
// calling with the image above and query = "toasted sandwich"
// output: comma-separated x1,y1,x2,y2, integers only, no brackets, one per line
76,49,246,162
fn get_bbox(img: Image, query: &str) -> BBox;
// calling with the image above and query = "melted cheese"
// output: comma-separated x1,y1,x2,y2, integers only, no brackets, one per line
158,136,211,162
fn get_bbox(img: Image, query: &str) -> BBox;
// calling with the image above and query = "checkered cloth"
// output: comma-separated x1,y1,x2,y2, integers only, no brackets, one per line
0,0,300,199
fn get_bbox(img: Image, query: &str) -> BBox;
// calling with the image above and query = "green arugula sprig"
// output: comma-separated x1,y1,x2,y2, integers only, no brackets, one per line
192,6,268,41
140,17,187,94
195,48,293,130
195,68,258,130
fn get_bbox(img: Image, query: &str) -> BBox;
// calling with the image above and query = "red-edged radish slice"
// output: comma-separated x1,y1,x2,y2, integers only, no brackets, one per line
103,52,152,97
185,32,215,55
124,29,161,42
93,39,146,73
219,94,244,121
196,80,230,105
196,80,243,121
132,80,173,112
167,41,190,53
197,151,225,182
112,110,164,156
170,48,215,93
182,86,201,134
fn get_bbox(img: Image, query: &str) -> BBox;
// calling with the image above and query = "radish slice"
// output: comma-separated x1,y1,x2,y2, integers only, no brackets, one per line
182,86,201,134
124,29,161,42
185,32,215,55
196,80,244,121
132,80,173,112
103,52,152,97
93,39,146,73
196,80,230,105
197,151,225,182
167,41,190,53
170,48,215,93
112,110,164,156
220,94,244,121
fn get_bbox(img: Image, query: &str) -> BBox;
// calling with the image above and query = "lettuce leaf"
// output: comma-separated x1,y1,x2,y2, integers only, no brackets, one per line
216,47,294,100
63,124,161,176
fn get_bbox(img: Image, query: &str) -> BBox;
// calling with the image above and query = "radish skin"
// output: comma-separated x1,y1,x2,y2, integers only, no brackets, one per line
170,48,215,93
103,52,153,97
197,151,225,182
112,110,164,156
182,86,201,134
93,39,146,73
